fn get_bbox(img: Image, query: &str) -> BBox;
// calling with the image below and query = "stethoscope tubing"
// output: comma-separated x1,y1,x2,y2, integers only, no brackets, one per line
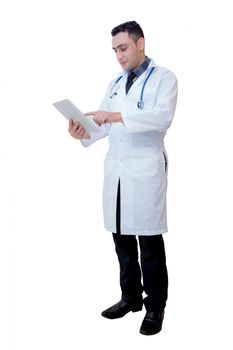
109,66,156,110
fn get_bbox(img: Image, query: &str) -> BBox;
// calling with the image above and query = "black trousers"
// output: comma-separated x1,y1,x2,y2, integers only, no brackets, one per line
113,180,168,313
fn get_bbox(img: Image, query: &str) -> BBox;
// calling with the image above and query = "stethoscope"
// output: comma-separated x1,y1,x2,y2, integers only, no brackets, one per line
109,66,155,110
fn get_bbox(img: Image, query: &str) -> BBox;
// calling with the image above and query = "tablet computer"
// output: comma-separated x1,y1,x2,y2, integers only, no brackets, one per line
53,99,100,133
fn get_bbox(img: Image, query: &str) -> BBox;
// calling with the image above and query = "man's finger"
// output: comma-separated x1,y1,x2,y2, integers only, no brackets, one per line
68,118,73,131
84,111,96,116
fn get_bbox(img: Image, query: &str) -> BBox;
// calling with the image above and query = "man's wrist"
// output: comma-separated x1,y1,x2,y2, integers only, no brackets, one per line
108,112,122,123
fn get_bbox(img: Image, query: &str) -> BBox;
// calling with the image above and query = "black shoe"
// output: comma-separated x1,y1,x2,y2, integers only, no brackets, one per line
139,311,165,335
101,299,143,319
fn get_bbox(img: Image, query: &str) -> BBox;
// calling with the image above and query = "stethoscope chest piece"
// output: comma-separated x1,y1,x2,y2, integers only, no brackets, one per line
137,100,144,110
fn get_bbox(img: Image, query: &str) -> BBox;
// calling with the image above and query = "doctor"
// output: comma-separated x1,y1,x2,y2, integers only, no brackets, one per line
68,21,178,335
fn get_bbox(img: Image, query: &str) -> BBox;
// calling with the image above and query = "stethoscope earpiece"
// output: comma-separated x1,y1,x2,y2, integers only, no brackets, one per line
110,92,117,99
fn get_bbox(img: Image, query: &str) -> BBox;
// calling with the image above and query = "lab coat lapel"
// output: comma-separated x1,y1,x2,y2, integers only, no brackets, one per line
118,73,127,96
118,72,144,97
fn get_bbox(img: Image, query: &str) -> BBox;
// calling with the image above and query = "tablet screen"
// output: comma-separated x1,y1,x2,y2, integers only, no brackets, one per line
53,99,100,133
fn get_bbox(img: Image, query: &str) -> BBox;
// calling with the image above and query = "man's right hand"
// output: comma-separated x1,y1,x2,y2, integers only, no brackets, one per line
68,118,91,139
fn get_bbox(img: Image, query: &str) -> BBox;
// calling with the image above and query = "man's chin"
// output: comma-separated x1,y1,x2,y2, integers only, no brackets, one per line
120,62,129,70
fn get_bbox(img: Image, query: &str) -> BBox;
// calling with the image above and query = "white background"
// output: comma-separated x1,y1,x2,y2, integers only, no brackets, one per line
1,0,233,349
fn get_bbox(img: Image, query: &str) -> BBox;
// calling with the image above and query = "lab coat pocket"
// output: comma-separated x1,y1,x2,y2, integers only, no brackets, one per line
158,151,168,174
163,151,168,173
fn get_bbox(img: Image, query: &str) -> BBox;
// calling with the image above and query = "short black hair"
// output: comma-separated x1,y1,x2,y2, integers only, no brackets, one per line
111,21,144,42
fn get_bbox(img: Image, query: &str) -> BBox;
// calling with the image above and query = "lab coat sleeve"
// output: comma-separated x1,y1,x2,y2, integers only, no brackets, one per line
121,70,178,134
80,124,111,147
80,84,112,148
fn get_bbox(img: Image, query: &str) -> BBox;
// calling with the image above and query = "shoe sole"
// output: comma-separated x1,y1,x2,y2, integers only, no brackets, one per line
101,305,143,319
139,327,162,336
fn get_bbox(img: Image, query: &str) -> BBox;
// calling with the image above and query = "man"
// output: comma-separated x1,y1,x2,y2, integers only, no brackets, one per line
68,21,178,335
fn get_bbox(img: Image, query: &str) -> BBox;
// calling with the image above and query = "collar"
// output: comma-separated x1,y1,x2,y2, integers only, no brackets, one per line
112,58,156,84
131,57,151,78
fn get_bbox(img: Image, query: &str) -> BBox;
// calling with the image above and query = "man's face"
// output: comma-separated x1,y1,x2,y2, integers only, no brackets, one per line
112,32,145,71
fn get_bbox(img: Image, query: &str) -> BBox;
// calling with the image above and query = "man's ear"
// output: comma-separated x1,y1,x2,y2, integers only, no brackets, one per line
137,37,145,51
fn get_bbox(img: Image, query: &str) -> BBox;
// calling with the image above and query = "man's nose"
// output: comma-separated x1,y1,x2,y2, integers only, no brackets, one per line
116,51,124,61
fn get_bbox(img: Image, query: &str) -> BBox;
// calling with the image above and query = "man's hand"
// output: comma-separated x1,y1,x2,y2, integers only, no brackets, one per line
85,111,123,126
68,119,90,139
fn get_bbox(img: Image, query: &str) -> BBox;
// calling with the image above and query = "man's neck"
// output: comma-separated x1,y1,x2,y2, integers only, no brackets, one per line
138,55,147,66
130,55,147,71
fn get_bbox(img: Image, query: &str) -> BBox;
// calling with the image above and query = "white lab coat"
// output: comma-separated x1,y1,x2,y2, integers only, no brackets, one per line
81,59,178,235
